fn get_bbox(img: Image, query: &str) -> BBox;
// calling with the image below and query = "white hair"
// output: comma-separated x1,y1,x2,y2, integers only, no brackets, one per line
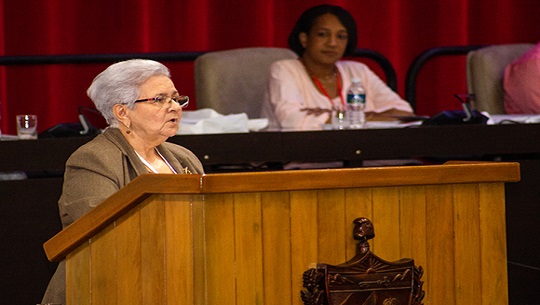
87,59,171,127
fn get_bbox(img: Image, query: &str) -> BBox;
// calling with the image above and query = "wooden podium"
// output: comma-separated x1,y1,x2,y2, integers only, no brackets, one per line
44,162,519,305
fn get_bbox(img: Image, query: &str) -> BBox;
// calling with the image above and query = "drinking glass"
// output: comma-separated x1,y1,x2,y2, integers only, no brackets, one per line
16,114,38,139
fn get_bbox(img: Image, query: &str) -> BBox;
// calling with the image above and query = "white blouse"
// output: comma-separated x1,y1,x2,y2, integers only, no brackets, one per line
261,59,412,131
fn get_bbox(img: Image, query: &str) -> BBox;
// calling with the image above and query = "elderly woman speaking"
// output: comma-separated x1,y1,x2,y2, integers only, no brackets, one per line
41,59,204,304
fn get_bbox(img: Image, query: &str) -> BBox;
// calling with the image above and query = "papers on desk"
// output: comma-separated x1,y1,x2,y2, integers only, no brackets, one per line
486,114,540,124
175,109,540,134
321,113,540,130
321,120,423,130
0,171,27,180
0,134,20,141
364,120,423,128
351,113,540,129
178,108,269,135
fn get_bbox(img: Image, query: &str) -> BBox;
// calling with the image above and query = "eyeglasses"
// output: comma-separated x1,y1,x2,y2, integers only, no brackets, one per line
133,95,189,108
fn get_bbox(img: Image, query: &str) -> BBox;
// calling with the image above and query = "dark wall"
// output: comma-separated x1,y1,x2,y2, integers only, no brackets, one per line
0,178,63,305
504,159,540,304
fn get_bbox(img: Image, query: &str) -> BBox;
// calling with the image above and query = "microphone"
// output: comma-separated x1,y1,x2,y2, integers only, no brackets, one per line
39,106,102,138
78,106,101,135
454,94,475,122
421,94,488,125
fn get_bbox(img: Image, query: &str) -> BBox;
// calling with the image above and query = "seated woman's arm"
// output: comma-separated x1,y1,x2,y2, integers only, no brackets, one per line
366,109,415,121
265,60,332,130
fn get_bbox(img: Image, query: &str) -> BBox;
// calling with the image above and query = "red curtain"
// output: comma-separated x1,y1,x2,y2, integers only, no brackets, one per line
0,0,538,134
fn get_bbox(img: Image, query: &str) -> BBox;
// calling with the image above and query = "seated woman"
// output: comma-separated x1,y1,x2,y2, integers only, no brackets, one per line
261,4,413,131
41,59,204,304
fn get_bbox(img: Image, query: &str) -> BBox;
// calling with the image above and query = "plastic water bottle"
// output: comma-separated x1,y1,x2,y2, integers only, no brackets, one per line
346,78,366,129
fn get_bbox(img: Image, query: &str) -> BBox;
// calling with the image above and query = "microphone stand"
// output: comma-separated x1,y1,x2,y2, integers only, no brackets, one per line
454,94,476,122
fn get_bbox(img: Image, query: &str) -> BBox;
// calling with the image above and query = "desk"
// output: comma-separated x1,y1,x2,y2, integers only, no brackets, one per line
2,123,540,173
1,123,540,304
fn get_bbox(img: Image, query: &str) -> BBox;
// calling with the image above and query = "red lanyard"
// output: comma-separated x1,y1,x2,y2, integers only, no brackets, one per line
310,72,345,109
301,59,345,109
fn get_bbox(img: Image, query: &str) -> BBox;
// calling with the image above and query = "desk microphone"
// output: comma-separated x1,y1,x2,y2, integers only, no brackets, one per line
455,94,476,122
421,94,488,125
78,106,92,135
39,107,101,138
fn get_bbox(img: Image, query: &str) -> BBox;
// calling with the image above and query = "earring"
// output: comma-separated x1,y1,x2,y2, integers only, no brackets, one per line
122,121,131,134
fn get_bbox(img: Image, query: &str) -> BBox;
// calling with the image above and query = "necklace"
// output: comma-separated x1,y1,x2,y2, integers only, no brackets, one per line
135,148,178,174
300,59,345,109
319,71,337,85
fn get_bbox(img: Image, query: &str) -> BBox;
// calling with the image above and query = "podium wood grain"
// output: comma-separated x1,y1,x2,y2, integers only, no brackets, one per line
45,162,520,305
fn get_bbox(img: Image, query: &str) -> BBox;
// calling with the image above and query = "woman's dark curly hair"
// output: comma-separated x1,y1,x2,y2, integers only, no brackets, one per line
288,4,358,57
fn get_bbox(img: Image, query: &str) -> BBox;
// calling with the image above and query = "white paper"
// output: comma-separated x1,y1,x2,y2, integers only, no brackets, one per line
178,108,269,134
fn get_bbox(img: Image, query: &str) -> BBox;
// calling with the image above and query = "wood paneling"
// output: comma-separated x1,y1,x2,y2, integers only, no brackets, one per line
425,184,456,304
51,163,517,305
115,206,142,305
66,243,91,305
290,190,317,305
205,193,236,305
479,183,509,304
261,191,292,305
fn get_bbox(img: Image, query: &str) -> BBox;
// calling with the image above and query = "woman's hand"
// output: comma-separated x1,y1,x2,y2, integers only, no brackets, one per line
366,109,415,121
301,107,332,116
